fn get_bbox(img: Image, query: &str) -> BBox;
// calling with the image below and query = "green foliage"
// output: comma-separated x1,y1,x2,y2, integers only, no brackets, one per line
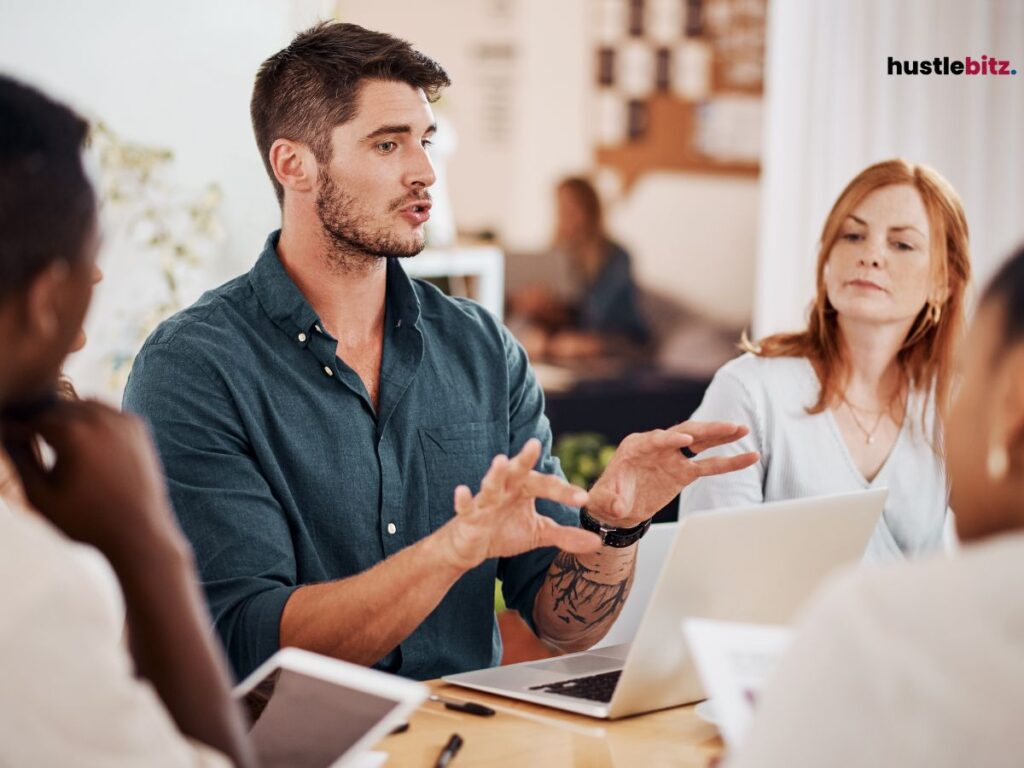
553,432,616,489
494,579,506,613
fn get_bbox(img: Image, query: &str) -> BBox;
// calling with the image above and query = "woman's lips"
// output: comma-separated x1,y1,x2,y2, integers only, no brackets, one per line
848,279,886,291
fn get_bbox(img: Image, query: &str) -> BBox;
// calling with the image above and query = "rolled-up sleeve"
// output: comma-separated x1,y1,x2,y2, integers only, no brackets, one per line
124,341,298,679
494,326,579,633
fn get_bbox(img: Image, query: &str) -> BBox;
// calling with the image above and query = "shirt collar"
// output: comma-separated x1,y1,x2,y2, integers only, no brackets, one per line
249,231,321,345
249,230,423,342
385,257,422,331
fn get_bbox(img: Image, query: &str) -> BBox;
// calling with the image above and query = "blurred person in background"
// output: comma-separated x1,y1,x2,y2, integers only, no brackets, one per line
0,74,254,768
679,159,971,561
727,244,1024,768
511,176,650,359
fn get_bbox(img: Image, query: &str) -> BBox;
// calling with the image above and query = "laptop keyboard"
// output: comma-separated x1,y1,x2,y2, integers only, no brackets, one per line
529,669,622,703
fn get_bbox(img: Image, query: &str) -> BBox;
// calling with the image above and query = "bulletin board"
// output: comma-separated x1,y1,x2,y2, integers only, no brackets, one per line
591,0,767,189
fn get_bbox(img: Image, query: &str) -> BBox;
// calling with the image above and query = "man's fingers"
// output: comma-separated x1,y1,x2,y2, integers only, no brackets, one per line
651,430,693,451
476,453,510,506
506,438,542,482
619,429,692,458
670,420,747,446
522,471,589,507
453,485,475,516
536,517,602,555
693,451,760,478
688,427,752,454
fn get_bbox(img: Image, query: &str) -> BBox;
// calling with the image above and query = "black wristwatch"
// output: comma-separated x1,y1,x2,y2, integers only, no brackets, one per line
579,507,652,548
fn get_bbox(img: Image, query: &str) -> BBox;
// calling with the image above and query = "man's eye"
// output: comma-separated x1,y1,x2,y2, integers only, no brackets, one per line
376,141,397,153
422,138,434,148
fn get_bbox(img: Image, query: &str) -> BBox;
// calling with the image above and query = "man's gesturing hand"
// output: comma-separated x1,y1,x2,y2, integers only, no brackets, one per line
587,421,760,528
440,438,602,571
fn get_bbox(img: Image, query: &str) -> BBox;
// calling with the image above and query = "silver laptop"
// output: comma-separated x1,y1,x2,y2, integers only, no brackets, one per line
444,489,886,719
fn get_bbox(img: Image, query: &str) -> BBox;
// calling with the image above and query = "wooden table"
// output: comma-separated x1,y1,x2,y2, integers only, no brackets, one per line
378,680,723,767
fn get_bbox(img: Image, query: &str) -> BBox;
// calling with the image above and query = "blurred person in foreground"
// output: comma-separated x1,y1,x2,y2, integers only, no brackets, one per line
0,74,254,767
727,244,1024,767
680,159,971,561
510,176,651,359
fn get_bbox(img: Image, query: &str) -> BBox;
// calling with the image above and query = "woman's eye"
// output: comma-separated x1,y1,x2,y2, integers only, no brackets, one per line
892,240,914,251
376,141,397,154
842,233,863,242
422,138,434,148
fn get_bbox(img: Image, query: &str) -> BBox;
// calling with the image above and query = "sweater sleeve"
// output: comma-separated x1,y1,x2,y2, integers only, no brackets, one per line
678,364,767,516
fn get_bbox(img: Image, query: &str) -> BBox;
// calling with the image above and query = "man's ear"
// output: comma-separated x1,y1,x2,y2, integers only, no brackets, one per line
269,139,317,198
22,261,69,344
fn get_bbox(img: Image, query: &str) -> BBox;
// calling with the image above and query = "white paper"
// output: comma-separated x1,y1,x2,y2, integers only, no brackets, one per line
342,752,387,768
682,618,792,746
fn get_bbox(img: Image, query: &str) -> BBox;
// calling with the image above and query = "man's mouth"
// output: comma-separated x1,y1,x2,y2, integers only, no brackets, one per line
398,200,432,225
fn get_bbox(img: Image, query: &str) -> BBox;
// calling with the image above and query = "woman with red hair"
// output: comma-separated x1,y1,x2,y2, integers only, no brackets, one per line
680,159,971,560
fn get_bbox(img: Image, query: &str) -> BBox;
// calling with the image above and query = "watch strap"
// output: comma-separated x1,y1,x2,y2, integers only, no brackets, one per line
579,507,652,548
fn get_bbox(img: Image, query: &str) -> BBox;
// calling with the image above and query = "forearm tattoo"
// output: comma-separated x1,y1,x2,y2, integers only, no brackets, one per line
546,550,633,628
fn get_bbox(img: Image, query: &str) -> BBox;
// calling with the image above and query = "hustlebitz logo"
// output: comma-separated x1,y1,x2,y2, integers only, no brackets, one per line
888,56,1017,76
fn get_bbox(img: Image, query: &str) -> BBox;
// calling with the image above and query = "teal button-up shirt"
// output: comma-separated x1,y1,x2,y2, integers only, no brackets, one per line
123,231,577,681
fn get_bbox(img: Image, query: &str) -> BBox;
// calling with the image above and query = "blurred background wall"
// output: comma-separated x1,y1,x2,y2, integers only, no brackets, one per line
756,0,1024,334
0,0,1020,399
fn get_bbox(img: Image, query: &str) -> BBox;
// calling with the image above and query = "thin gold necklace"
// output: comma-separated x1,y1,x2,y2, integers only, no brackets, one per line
841,389,900,445
843,401,886,444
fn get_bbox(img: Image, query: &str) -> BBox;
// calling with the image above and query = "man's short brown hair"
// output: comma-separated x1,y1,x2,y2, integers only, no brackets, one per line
250,22,451,206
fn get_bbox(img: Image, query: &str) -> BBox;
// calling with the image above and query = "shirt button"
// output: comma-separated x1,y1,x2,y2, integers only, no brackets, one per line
297,332,307,343
386,522,397,535
323,366,334,377
315,324,323,334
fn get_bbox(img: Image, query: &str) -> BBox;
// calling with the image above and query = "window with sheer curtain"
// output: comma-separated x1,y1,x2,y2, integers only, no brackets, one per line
754,0,1024,336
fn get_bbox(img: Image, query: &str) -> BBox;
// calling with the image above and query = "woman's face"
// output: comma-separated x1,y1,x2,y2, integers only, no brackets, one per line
824,184,937,327
555,186,587,245
947,300,1023,541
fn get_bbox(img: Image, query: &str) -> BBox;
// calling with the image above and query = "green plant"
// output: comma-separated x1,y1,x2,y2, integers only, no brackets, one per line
553,432,616,489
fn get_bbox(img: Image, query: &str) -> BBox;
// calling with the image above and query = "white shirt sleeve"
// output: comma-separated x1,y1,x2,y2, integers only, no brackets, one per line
0,523,231,768
679,366,766,515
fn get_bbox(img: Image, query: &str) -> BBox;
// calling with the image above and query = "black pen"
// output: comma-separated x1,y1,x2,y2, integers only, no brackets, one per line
433,733,463,768
428,693,495,717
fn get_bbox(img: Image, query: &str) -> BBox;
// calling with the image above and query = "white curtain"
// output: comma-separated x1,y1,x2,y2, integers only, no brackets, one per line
754,0,1024,335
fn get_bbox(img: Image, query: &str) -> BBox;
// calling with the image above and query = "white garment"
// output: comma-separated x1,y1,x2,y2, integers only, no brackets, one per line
679,354,947,560
727,530,1024,768
0,498,228,768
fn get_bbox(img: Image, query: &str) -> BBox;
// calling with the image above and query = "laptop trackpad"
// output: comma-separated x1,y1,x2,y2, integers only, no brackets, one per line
526,653,623,677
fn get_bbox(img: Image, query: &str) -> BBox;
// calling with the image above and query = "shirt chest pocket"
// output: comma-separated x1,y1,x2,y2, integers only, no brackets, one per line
418,419,505,530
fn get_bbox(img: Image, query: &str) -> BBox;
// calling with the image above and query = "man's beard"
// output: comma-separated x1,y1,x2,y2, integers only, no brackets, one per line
315,171,428,272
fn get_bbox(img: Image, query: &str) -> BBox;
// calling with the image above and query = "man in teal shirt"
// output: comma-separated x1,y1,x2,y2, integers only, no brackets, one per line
123,22,756,681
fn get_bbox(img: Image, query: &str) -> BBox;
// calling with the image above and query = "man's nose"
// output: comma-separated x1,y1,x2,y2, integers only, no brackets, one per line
405,143,436,190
